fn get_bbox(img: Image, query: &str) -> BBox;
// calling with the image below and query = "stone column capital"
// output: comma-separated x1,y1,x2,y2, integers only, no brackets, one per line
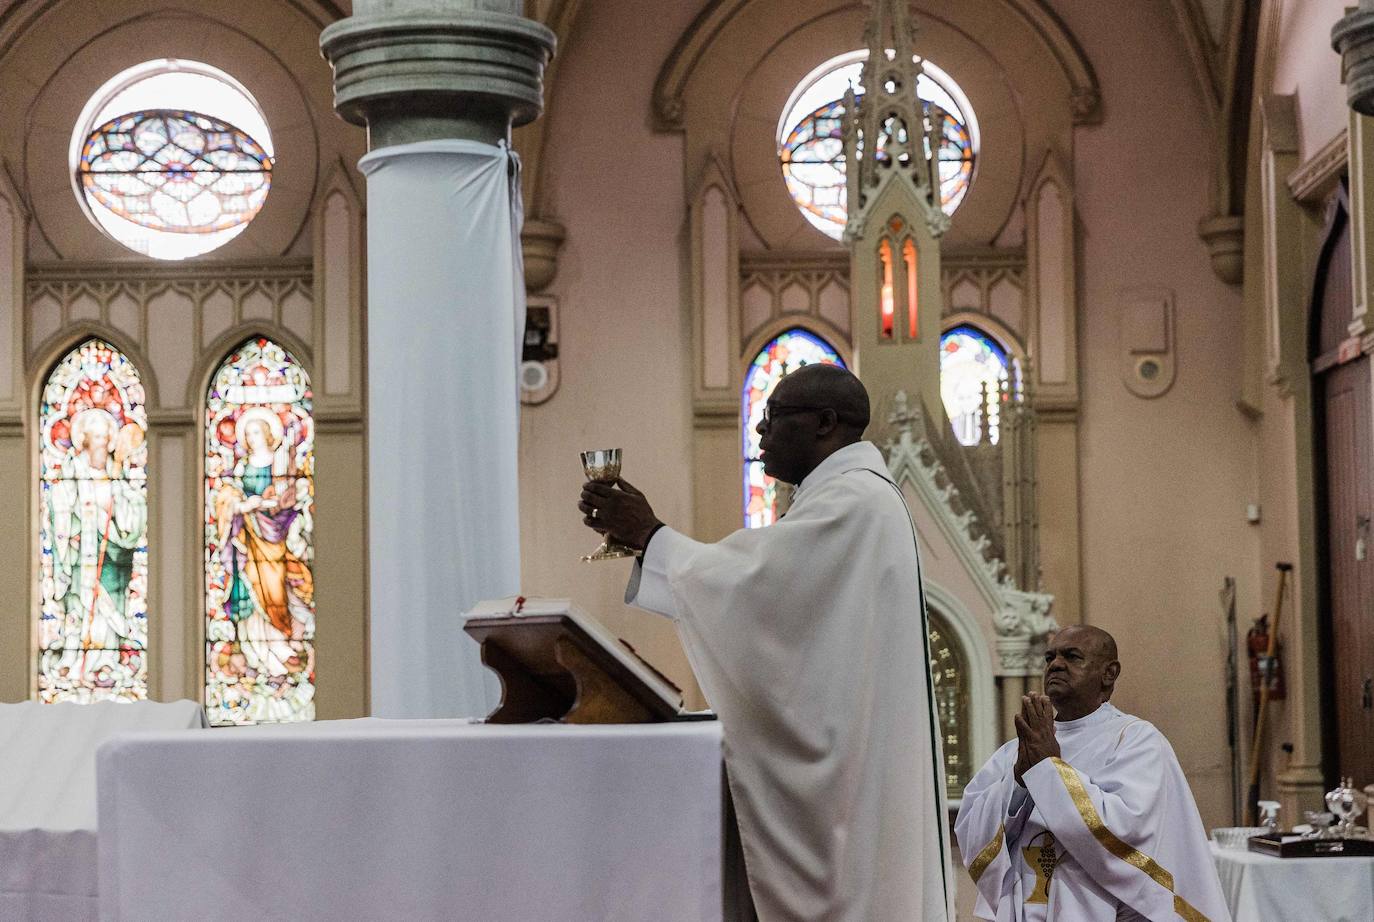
521,216,565,292
1334,2,1374,116
320,0,555,149
1197,213,1244,286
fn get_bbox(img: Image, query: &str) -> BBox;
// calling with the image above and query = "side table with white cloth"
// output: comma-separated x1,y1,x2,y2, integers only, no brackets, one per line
1212,842,1374,922
98,719,738,922
0,700,207,922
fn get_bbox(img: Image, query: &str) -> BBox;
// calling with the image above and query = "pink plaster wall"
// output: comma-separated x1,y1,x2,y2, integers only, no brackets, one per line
1272,0,1349,161
517,0,705,703
528,0,1282,829
1057,0,1259,828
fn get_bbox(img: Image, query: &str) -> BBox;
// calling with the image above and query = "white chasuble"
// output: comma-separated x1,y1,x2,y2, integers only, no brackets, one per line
954,703,1231,922
626,441,953,922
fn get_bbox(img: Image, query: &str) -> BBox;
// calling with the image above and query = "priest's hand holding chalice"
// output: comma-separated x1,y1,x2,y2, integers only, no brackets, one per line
578,449,663,562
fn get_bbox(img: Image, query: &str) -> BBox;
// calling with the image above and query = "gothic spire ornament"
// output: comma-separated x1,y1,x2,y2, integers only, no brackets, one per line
843,0,950,430
843,0,947,242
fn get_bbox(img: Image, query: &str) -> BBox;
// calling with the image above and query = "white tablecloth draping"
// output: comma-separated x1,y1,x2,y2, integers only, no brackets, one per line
1212,842,1374,922
98,719,731,922
0,700,207,922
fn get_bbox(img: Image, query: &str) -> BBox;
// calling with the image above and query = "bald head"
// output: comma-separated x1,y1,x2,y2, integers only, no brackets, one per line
773,364,870,436
1042,624,1121,720
756,364,872,485
1053,624,1118,662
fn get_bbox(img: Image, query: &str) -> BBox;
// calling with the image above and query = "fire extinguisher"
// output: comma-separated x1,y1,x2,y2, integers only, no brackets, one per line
1247,613,1286,702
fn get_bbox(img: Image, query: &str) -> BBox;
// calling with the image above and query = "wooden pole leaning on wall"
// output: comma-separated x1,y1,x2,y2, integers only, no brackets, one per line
1247,562,1294,825
1221,576,1242,826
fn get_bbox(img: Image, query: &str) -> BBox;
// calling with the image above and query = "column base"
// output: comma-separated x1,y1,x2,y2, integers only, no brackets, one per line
1277,764,1326,825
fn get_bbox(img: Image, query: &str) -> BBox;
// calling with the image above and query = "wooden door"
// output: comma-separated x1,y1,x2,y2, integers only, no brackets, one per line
1319,357,1374,783
1313,183,1374,784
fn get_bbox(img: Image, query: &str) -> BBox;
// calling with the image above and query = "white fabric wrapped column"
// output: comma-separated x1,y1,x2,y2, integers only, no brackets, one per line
321,1,553,717
360,140,523,717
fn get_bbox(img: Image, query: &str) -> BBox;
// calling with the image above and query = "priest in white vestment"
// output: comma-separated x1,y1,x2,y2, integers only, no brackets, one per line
579,364,953,922
955,625,1230,922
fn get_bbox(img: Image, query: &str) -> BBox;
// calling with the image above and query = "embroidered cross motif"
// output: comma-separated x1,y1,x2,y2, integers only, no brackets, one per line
1023,831,1060,904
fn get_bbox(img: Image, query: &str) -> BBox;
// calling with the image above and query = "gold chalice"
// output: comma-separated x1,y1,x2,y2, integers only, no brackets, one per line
580,448,637,562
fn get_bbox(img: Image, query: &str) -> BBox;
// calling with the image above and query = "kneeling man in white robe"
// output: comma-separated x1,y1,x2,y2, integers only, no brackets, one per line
955,625,1230,921
579,364,952,922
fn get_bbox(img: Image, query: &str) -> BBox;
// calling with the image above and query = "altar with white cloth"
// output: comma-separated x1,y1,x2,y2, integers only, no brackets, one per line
1212,842,1374,922
98,718,737,921
0,700,206,921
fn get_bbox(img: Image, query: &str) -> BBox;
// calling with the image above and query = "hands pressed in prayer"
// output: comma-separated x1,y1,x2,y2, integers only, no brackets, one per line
578,478,663,551
1013,692,1060,785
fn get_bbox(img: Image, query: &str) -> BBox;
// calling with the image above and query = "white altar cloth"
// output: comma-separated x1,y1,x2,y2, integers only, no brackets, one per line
98,719,728,922
1212,841,1374,922
0,700,206,922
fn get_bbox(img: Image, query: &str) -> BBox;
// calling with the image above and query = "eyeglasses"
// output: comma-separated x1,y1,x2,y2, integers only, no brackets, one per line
760,404,827,426
759,404,868,428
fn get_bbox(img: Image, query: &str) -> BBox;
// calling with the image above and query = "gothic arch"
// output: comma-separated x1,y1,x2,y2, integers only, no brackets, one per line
5,2,325,261
922,579,997,792
29,322,160,410
191,324,315,413
664,0,1079,248
941,309,1026,363
0,0,347,60
653,0,1099,130
740,315,853,371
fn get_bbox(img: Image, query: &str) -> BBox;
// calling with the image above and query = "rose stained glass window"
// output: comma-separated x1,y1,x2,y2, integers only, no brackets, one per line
80,110,271,229
742,328,845,528
37,339,149,703
941,324,1011,446
204,338,315,726
70,60,274,260
778,52,977,240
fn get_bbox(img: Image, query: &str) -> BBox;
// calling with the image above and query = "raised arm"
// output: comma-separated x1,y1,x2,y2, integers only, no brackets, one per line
954,743,1025,917
624,526,704,618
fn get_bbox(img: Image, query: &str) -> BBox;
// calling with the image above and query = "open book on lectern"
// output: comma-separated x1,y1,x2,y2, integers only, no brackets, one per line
465,596,713,722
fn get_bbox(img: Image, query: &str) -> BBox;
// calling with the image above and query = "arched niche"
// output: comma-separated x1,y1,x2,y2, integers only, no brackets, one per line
942,309,1026,365
924,579,997,801
5,2,334,261
740,314,854,373
191,323,314,413
28,322,162,411
655,0,1094,249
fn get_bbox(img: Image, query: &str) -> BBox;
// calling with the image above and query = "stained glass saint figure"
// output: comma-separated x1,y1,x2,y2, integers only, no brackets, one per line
204,338,316,725
38,339,150,702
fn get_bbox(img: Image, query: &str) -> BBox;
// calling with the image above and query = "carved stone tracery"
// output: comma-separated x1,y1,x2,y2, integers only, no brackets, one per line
881,390,1055,676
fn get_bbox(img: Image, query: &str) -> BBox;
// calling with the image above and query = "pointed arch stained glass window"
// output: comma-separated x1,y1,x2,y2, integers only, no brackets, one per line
37,339,150,703
928,611,971,798
778,52,977,240
204,338,316,726
940,324,1011,446
742,328,845,528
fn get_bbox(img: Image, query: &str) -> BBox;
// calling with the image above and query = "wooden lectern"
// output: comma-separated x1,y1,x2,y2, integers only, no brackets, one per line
465,598,703,724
